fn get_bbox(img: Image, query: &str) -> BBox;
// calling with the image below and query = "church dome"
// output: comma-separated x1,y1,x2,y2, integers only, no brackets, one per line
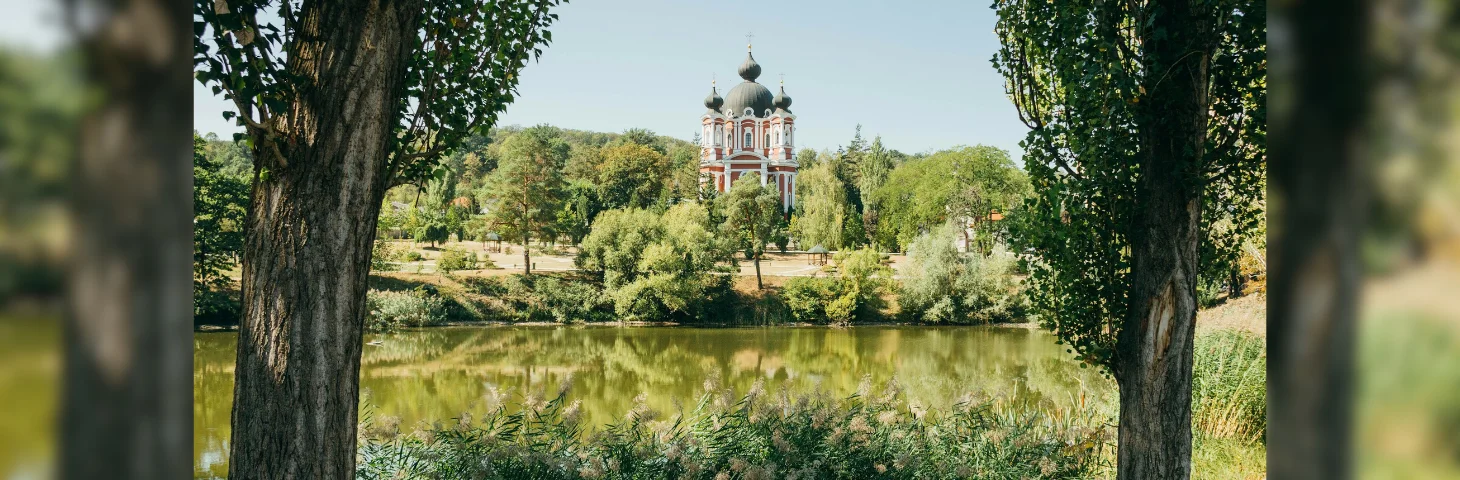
704,85,723,110
773,85,792,112
724,81,774,117
738,52,762,81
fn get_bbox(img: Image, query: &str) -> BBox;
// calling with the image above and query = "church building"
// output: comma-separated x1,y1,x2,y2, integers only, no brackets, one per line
699,43,797,212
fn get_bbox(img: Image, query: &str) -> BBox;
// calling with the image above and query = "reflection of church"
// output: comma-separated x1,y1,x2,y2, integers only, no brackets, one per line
699,43,797,212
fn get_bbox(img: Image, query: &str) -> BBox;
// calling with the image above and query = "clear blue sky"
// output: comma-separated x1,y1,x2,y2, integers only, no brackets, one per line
176,1,1026,159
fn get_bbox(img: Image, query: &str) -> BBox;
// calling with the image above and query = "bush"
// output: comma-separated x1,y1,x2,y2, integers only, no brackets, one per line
779,248,890,324
366,287,448,332
403,250,425,262
899,223,1026,324
358,378,1105,479
371,241,404,272
436,249,478,274
485,274,615,323
782,277,843,323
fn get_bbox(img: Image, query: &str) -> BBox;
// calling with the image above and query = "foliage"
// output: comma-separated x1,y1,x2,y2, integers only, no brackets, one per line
597,142,670,210
577,204,733,321
411,208,451,247
993,0,1266,373
365,288,448,332
358,378,1104,479
478,274,615,323
780,248,892,324
875,146,1029,250
781,277,845,324
899,223,1026,324
719,173,784,289
483,124,569,272
371,241,406,272
193,133,249,323
436,249,479,274
194,0,562,188
791,162,847,250
556,180,601,245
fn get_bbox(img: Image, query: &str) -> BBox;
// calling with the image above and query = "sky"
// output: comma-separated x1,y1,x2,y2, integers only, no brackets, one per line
0,0,1030,159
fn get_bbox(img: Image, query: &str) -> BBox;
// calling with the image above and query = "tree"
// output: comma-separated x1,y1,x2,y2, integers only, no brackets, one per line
193,133,250,323
557,179,601,245
484,125,568,274
720,173,783,290
597,142,670,210
859,136,894,249
193,0,561,476
993,0,1265,477
899,222,1024,324
412,208,450,248
791,162,847,250
875,146,1028,249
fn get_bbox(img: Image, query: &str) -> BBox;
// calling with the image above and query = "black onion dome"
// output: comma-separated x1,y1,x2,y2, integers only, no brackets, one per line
724,81,774,117
738,52,762,81
773,85,792,112
704,85,723,110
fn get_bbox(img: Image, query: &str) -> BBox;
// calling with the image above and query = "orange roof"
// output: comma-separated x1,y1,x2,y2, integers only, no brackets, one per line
451,197,473,208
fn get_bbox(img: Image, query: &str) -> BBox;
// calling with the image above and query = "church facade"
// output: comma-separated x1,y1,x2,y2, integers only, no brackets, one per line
699,45,797,212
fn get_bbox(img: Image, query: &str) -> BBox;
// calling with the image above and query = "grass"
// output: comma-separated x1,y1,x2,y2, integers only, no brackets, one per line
358,376,1108,480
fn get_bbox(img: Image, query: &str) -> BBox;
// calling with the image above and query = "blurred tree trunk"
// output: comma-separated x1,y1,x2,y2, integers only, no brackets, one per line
1268,0,1368,478
227,1,422,478
63,0,193,479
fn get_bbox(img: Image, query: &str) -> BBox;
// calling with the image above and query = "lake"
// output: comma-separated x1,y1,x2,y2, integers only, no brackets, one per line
195,325,1112,478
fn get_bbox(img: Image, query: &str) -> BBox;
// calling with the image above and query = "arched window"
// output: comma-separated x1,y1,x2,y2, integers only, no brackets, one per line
765,133,770,147
744,130,753,148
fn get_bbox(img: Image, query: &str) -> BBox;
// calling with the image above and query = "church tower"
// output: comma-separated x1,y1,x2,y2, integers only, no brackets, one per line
700,43,797,212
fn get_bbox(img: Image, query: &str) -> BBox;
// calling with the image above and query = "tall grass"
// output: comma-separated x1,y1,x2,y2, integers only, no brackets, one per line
357,376,1109,479
1190,330,1266,444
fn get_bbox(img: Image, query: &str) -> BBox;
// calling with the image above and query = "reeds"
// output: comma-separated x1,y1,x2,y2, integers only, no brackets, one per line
357,376,1109,479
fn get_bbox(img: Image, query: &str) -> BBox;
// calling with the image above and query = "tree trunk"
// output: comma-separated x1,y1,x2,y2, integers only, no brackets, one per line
523,237,533,275
754,254,763,290
63,1,193,478
1112,1,1210,478
1268,0,1366,477
228,1,422,478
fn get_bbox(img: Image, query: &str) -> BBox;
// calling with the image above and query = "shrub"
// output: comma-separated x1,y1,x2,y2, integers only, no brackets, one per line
365,287,448,332
782,277,842,323
485,274,615,323
436,249,477,274
357,378,1105,479
899,222,1026,324
779,248,890,325
371,241,404,272
403,250,425,262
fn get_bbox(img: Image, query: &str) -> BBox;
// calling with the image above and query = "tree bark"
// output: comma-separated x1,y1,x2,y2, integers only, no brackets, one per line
754,254,763,290
228,1,422,478
523,239,532,275
63,1,193,478
1268,0,1366,478
1112,0,1211,478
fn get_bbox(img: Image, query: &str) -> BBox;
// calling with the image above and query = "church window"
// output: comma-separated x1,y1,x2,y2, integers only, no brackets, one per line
744,130,753,148
765,133,770,147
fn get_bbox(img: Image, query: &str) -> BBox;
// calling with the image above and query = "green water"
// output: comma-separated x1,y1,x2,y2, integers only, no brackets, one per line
194,325,1112,478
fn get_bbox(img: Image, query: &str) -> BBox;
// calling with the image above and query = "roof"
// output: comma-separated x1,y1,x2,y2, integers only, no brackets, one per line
724,81,774,117
807,244,828,253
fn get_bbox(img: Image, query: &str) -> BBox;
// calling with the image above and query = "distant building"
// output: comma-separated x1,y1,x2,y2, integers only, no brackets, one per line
699,43,798,212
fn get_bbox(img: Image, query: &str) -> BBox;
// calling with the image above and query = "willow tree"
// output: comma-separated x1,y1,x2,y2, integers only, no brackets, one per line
193,0,561,477
993,0,1264,478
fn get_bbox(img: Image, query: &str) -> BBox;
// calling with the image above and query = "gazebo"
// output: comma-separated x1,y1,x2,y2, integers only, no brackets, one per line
806,244,829,266
484,232,502,253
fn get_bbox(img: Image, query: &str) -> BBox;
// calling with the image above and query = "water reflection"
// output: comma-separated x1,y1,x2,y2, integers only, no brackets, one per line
193,325,1114,478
